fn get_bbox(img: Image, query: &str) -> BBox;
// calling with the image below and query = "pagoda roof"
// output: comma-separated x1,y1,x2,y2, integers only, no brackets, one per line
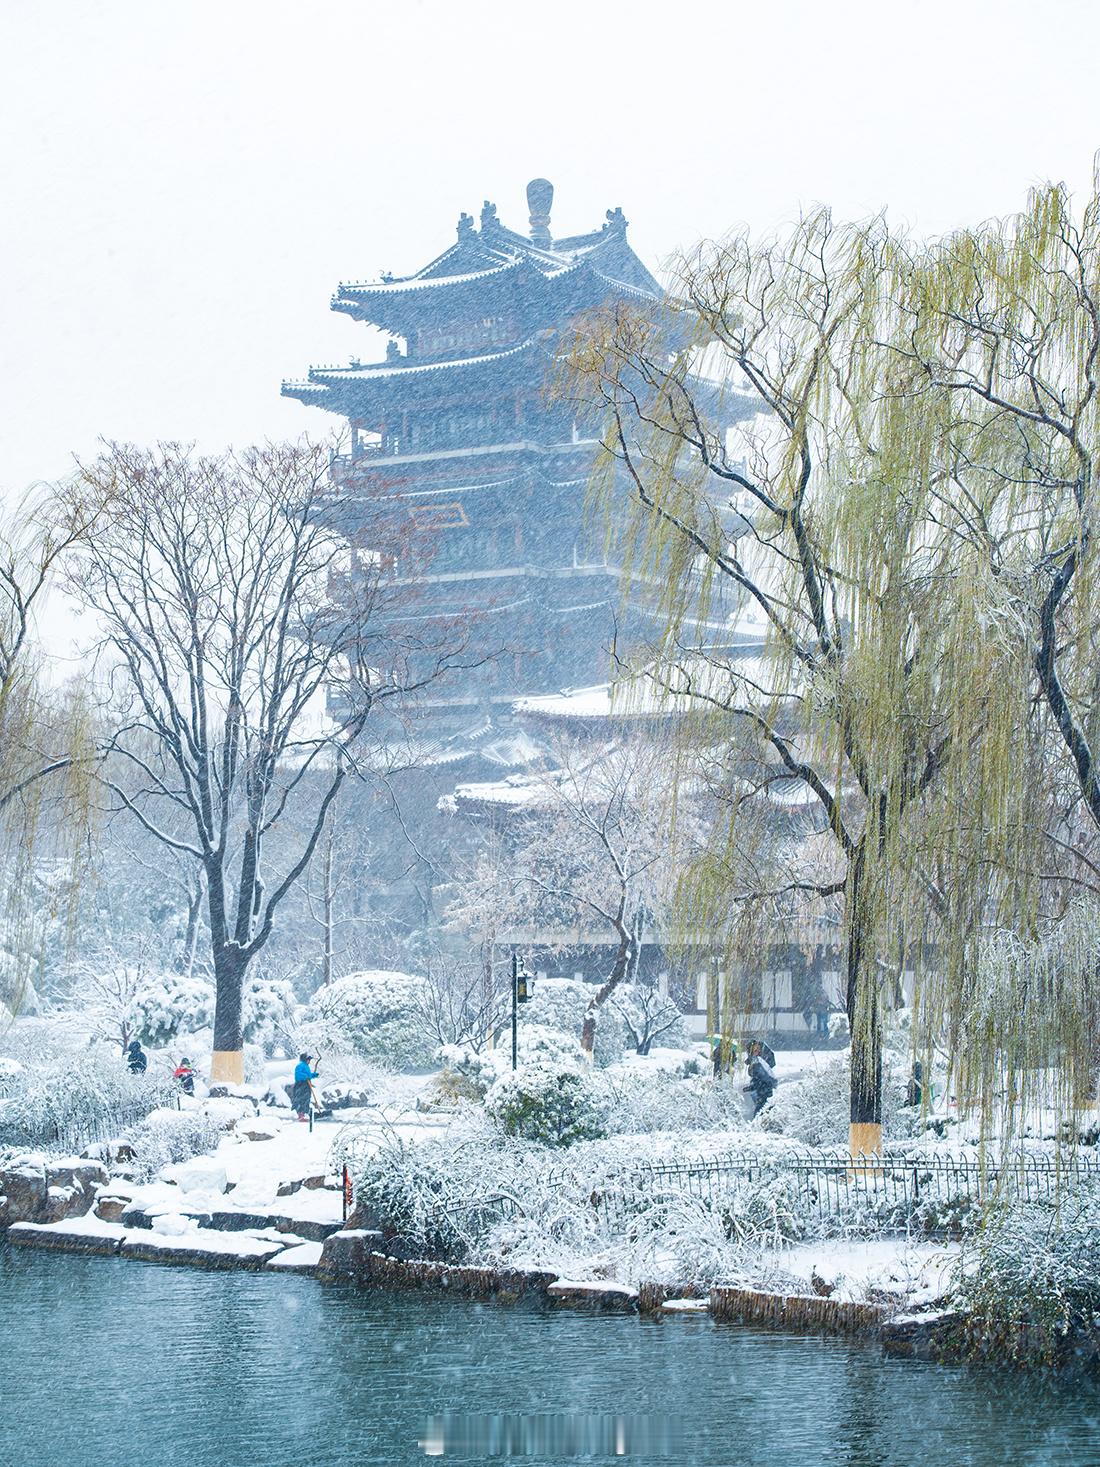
326,193,660,332
282,336,547,415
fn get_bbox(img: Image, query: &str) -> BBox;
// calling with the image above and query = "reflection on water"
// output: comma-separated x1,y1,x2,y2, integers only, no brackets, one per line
2,1246,1099,1466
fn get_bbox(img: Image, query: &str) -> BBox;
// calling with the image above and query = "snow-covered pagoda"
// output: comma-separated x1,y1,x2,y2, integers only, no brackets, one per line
283,180,682,726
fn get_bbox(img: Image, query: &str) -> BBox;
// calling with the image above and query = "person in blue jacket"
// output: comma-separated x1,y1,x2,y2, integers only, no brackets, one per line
291,1053,319,1121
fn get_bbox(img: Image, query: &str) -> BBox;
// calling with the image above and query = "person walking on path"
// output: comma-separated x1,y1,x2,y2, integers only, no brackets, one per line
126,1039,147,1075
745,1040,778,1118
292,1053,320,1122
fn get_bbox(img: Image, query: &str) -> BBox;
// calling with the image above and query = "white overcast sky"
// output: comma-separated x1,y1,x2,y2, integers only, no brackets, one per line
2,0,1099,500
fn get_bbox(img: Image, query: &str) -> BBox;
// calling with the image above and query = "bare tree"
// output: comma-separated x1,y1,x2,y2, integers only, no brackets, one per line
610,978,686,1055
69,439,467,1082
499,734,697,1058
416,948,509,1052
64,946,151,1052
439,824,522,1034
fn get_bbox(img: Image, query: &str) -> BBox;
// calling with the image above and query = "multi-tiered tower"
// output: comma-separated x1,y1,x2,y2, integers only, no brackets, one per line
282,180,665,730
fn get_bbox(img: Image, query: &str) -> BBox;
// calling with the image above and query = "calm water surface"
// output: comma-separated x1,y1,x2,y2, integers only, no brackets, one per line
2,1247,1100,1466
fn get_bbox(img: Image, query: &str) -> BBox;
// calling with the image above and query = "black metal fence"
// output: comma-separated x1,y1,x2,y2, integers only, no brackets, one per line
0,1093,172,1157
554,1148,1100,1238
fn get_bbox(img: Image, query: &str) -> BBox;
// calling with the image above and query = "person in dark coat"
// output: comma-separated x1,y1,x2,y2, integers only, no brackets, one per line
126,1040,147,1075
744,1040,778,1117
292,1053,320,1121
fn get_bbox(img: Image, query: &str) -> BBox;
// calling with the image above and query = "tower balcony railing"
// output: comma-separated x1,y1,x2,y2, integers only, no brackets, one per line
329,435,600,485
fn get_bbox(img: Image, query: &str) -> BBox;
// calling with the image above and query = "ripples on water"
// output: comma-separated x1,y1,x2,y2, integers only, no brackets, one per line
2,1247,1099,1466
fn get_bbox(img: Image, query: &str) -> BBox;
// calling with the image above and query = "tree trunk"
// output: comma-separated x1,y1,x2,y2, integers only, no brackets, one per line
481,934,495,1043
322,821,334,986
580,916,640,1059
179,870,204,978
210,944,247,1084
846,851,883,1156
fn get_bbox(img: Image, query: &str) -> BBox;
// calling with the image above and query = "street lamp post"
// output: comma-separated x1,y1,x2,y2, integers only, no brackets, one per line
511,951,534,1070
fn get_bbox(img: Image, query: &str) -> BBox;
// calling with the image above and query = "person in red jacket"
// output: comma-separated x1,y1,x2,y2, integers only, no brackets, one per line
172,1058,195,1096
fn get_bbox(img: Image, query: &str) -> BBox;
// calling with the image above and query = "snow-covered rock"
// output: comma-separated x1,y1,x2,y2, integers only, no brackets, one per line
165,1156,228,1195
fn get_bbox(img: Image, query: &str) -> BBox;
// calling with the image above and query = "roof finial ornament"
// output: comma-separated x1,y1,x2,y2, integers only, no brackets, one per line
457,211,474,239
480,200,498,231
605,206,626,233
526,178,553,246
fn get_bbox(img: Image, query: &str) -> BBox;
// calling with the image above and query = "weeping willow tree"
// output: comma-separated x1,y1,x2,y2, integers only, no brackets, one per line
563,205,1051,1155
0,483,103,1017
886,169,1100,1122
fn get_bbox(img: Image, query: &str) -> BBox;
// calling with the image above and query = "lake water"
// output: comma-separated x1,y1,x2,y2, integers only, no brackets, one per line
2,1247,1099,1465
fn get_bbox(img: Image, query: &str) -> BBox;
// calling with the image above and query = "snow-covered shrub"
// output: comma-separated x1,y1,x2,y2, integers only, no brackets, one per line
522,977,629,1066
757,1053,919,1146
484,1060,608,1146
340,1119,820,1283
610,982,689,1054
337,1113,518,1258
131,971,216,1048
439,1024,578,1097
954,1180,1100,1354
242,1043,268,1086
827,1011,850,1041
241,973,296,1050
303,970,434,1070
124,1106,230,1182
0,1037,168,1151
598,1064,747,1135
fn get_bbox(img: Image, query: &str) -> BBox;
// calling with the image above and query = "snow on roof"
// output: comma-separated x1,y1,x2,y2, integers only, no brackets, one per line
512,650,794,725
337,263,519,295
309,338,537,384
481,729,544,766
329,205,658,305
448,771,549,810
408,718,545,773
513,684,620,720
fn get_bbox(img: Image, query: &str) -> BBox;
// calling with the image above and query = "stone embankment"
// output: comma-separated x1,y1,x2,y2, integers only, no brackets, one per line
0,1156,110,1230
0,1117,344,1273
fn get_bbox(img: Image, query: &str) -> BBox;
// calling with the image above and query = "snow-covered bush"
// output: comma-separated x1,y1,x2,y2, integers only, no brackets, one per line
303,970,434,1070
954,1180,1100,1354
131,971,215,1048
0,1036,168,1151
124,1106,231,1182
439,1024,578,1096
757,1053,919,1146
522,977,629,1066
485,1060,608,1146
827,1011,850,1041
598,1063,747,1135
241,973,296,1050
339,1119,820,1282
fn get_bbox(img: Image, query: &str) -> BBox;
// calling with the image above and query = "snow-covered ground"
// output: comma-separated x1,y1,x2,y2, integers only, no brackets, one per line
757,1238,959,1305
